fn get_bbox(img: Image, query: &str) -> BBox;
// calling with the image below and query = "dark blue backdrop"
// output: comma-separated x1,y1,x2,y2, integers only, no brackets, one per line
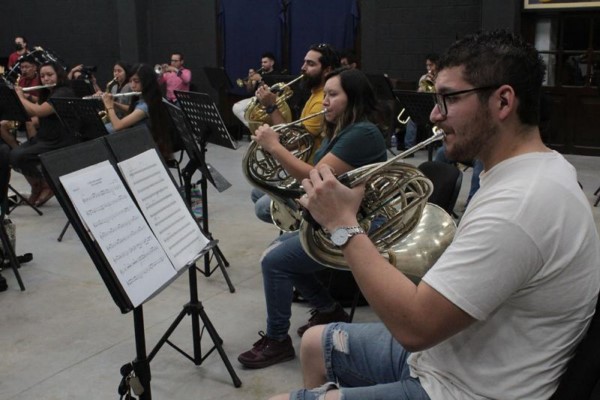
288,0,359,74
218,0,359,92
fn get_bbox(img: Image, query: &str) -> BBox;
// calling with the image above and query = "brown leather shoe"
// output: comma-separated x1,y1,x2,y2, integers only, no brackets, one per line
297,304,350,337
238,332,295,369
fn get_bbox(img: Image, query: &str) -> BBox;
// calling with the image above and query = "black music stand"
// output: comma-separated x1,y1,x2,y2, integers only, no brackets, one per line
39,127,241,399
169,93,236,292
0,85,43,216
0,171,25,291
393,89,437,160
366,74,395,101
203,67,233,92
70,78,96,98
49,97,108,241
50,97,108,141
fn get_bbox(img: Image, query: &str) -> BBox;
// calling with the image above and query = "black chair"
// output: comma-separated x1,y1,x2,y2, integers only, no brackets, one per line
550,293,600,399
594,185,599,207
418,161,463,216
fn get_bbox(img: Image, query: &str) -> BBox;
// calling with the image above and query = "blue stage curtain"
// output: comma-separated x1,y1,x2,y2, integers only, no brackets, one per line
288,0,359,74
217,0,284,95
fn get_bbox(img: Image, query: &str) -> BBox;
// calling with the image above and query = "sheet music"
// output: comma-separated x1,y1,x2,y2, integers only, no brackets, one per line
60,161,177,308
118,149,209,271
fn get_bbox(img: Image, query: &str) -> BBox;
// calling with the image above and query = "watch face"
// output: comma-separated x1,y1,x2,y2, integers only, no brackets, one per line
331,228,349,247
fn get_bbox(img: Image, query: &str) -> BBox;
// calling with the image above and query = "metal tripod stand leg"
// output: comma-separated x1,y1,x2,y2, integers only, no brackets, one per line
146,263,241,389
57,220,70,242
0,214,25,291
182,162,235,292
8,184,43,216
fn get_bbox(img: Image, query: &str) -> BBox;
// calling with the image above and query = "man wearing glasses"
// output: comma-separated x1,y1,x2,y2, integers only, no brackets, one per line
271,30,600,400
158,52,191,103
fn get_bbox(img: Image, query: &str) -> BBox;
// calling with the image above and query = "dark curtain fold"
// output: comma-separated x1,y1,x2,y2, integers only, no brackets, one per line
217,0,284,95
287,0,359,74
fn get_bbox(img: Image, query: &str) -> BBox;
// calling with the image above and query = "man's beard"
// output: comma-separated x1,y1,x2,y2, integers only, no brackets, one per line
446,106,498,162
302,73,322,91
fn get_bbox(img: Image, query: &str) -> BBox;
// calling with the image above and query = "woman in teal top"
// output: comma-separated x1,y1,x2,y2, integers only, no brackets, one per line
239,68,387,369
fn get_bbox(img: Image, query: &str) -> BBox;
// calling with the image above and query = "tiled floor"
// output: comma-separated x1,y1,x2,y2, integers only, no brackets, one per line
1,138,599,400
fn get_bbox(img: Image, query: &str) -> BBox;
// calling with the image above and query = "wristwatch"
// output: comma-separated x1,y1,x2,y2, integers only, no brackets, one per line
330,226,365,248
265,104,277,114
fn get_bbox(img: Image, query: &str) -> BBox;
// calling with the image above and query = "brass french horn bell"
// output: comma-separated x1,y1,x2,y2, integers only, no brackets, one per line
299,127,456,279
242,109,327,232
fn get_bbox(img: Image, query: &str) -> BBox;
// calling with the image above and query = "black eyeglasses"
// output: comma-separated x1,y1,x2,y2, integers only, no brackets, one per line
432,85,501,116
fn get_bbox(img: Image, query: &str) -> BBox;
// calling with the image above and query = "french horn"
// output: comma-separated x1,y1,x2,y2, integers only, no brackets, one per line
299,128,456,279
242,110,326,231
244,74,304,132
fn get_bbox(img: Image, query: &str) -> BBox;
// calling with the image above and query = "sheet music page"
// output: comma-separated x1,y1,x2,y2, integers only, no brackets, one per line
117,149,209,271
59,161,177,308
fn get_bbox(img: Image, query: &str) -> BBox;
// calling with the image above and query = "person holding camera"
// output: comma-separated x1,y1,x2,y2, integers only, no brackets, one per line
68,64,101,93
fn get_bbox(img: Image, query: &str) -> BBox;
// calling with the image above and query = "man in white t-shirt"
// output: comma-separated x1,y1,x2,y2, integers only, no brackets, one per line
268,30,600,400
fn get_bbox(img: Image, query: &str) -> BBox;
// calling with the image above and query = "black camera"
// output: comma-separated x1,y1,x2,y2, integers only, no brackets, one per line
79,65,97,78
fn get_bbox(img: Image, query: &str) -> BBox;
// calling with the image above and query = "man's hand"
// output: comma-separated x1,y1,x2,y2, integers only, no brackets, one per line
255,84,277,107
298,165,364,233
251,124,280,153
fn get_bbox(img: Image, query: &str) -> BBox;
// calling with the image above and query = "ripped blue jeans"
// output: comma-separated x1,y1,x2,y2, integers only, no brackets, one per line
290,322,430,400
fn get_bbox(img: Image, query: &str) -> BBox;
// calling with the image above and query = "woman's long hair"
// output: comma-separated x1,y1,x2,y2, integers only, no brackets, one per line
38,61,68,104
128,63,173,158
323,68,381,140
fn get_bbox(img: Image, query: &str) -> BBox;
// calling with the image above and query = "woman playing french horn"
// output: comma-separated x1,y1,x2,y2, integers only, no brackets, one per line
238,67,388,369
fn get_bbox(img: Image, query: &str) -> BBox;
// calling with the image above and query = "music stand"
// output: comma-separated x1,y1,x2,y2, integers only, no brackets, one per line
50,97,108,141
0,172,25,291
366,74,396,101
393,89,437,160
39,128,241,398
202,67,233,92
168,94,236,292
0,84,30,122
70,78,96,98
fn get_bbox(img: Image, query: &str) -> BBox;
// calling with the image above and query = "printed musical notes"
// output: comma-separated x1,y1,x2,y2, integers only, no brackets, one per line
60,161,177,307
118,150,209,271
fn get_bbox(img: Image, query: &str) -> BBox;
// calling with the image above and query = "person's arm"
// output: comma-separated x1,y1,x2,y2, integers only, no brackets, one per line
68,64,83,80
254,84,286,125
102,93,146,131
252,124,353,180
298,165,475,351
15,87,55,117
179,68,192,85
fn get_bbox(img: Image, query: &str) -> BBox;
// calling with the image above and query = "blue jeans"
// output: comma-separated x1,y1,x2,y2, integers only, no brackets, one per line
404,120,418,149
261,231,336,339
251,188,273,224
434,145,483,204
290,322,430,400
